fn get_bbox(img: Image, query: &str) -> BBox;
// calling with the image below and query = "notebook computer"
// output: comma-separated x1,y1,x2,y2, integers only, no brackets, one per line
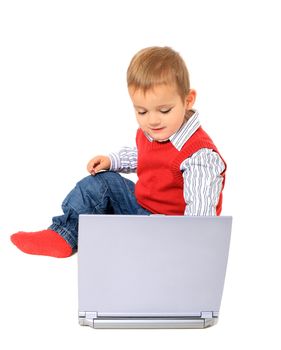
78,215,232,329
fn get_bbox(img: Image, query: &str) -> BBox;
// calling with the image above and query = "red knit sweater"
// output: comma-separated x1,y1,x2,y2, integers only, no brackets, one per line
135,127,226,215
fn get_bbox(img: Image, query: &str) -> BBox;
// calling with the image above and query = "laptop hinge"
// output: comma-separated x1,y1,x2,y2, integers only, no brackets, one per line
201,311,218,328
79,312,97,327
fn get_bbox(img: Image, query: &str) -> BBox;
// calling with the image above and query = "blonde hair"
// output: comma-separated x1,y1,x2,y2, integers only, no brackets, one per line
127,46,190,102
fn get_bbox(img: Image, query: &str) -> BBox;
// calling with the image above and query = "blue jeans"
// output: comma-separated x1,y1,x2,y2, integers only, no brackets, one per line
49,172,150,249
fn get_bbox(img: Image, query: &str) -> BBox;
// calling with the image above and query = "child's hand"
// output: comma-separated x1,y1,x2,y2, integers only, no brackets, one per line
87,155,111,175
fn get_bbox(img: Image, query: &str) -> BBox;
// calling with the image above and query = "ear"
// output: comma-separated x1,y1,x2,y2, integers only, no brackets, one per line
185,89,197,109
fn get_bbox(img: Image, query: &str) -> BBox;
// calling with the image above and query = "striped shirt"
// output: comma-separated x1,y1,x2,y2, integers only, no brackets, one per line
109,110,225,216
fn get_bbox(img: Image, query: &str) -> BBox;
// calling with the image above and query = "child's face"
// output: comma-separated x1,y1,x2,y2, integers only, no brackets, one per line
129,84,195,142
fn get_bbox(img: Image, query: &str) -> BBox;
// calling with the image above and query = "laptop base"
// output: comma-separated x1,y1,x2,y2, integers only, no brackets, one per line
79,312,218,329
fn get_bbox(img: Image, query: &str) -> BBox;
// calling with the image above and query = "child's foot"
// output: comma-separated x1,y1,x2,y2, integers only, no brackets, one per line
10,229,73,258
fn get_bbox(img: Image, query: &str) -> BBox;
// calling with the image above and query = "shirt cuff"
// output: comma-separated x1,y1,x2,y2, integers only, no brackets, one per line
108,152,121,171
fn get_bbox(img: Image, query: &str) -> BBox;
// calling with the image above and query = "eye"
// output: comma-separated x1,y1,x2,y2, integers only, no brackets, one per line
137,111,147,115
160,108,172,114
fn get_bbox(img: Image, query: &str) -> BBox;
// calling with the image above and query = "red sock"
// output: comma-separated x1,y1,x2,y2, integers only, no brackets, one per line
10,229,73,258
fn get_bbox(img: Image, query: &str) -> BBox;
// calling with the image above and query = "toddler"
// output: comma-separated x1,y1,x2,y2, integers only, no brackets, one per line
11,46,226,258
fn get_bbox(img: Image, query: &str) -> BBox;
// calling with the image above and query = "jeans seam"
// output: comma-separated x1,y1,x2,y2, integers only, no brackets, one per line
85,178,109,213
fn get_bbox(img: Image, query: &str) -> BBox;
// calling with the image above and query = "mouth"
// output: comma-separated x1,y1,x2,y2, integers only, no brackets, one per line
150,127,165,132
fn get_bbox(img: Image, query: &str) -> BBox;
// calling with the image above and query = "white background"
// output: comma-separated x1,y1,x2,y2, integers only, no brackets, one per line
0,0,280,348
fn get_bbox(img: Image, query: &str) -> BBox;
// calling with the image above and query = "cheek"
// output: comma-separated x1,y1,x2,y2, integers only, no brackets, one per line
171,115,185,131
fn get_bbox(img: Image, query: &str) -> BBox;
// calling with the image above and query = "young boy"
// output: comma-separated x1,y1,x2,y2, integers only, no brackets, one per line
11,46,226,258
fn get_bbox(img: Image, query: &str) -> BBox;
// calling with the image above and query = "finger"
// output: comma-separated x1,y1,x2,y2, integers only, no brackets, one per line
93,164,102,173
87,158,99,171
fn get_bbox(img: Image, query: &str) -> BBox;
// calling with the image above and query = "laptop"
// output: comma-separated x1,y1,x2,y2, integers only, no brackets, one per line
78,215,232,329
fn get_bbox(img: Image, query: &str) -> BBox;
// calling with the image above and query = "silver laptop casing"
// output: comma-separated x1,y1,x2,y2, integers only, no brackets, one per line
78,215,232,329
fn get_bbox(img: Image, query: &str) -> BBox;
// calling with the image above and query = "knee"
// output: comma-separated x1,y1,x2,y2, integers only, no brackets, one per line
76,172,121,191
95,171,122,181
76,175,98,191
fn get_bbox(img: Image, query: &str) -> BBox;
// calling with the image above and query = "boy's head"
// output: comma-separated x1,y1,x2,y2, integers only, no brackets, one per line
127,46,196,142
127,46,190,103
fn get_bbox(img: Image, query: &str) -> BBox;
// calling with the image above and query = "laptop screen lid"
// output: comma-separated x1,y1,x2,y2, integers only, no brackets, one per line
78,215,232,328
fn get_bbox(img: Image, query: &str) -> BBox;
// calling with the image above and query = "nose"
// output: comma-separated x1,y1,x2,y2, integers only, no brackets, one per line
147,112,161,127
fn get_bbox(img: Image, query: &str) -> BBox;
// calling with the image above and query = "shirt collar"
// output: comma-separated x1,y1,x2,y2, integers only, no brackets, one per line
144,110,201,151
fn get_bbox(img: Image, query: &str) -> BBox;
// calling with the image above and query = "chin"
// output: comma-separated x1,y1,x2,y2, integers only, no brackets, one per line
146,129,171,142
152,135,170,142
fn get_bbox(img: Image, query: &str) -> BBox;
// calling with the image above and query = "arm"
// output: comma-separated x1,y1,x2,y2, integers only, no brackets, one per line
109,146,138,174
180,148,225,216
87,146,138,175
